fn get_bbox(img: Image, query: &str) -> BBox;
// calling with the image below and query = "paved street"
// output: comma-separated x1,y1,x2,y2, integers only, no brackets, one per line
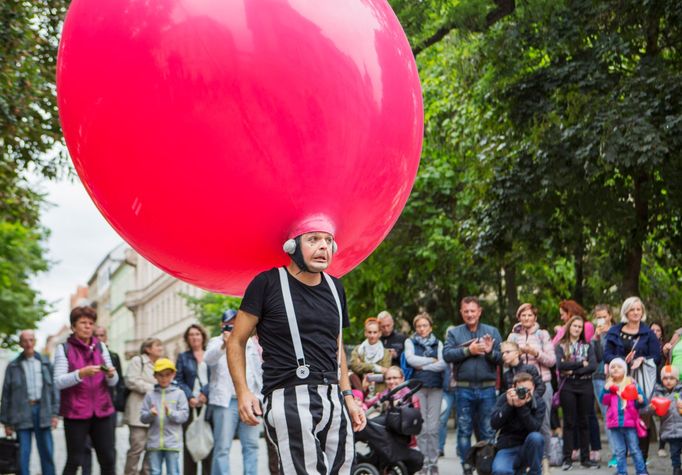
26,423,672,474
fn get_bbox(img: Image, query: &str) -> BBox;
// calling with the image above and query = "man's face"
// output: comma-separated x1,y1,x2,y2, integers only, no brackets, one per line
94,327,108,343
299,232,334,272
379,316,394,336
460,302,482,327
19,332,36,354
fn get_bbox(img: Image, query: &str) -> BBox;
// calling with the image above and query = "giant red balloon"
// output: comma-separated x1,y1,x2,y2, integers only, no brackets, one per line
57,0,423,295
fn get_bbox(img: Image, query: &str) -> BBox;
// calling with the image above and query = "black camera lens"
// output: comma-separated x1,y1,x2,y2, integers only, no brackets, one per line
515,387,528,399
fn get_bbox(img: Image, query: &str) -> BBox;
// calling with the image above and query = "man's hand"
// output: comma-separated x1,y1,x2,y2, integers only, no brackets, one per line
51,417,59,429
4,425,13,437
505,389,516,406
78,365,102,378
188,397,198,408
345,398,366,432
481,334,494,354
237,391,262,426
197,393,208,406
468,339,486,356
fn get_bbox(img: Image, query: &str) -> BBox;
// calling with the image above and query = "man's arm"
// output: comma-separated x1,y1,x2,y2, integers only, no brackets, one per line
443,327,469,363
339,335,366,432
227,310,261,426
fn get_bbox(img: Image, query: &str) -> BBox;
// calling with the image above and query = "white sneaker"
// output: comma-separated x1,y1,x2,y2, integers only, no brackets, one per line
658,449,668,457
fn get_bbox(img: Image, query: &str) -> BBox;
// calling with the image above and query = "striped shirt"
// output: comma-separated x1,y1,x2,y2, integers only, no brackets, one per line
21,356,43,400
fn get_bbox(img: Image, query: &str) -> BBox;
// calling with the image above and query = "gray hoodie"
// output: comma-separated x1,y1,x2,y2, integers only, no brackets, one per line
647,383,682,441
140,382,189,451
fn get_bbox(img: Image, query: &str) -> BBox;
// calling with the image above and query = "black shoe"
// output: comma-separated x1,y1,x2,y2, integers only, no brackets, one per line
673,468,681,475
463,464,474,475
561,462,572,471
438,450,444,458
580,460,599,469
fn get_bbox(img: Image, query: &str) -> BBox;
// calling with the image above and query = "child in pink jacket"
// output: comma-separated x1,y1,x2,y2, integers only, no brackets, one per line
600,358,648,475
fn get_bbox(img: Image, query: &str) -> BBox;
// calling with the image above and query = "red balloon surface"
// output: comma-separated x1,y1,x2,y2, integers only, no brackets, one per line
57,0,423,295
621,384,638,401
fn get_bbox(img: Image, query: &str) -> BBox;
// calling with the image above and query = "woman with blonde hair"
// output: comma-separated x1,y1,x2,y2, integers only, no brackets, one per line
404,312,446,474
350,317,392,394
123,338,164,475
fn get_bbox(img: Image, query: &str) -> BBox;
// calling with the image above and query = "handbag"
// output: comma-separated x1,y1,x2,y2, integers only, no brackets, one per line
636,417,648,438
631,358,657,401
0,437,20,474
552,378,565,409
548,435,563,467
385,402,423,436
185,406,214,462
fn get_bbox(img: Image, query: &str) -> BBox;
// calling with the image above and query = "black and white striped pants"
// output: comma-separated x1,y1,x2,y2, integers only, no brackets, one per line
263,384,354,475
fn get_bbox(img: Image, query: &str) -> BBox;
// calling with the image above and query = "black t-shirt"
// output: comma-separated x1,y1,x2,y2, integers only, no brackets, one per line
240,267,350,395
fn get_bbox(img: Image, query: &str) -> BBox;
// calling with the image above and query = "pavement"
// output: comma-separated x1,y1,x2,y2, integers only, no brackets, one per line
25,423,672,474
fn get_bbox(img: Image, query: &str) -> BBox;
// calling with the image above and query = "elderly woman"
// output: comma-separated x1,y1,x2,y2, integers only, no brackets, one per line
350,317,392,395
507,303,555,470
54,306,119,475
176,324,212,475
604,296,662,461
123,337,164,475
405,312,447,475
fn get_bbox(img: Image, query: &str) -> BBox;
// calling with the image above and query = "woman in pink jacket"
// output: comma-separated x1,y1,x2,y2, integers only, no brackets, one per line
507,303,556,467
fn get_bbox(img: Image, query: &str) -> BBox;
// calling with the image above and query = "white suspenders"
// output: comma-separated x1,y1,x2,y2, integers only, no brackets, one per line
277,267,343,380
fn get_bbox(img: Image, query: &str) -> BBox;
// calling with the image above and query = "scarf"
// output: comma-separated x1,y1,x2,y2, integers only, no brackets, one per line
413,333,438,358
358,339,385,364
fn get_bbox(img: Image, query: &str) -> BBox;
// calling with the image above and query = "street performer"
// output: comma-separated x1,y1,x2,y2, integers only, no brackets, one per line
227,216,366,475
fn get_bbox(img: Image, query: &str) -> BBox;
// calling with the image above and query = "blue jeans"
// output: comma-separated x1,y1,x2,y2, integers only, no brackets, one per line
492,432,544,475
611,428,647,475
17,403,55,475
666,438,682,468
438,389,456,452
210,399,260,475
149,450,179,475
455,386,496,466
592,378,616,457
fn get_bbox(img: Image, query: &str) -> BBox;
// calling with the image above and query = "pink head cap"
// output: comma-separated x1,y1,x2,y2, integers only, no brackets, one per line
287,214,336,240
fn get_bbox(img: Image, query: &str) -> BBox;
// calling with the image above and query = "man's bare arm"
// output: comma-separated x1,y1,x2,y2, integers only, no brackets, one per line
227,310,261,425
339,335,366,431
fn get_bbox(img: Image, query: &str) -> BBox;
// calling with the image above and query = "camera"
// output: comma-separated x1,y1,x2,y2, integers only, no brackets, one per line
222,323,234,333
515,386,529,399
367,374,384,383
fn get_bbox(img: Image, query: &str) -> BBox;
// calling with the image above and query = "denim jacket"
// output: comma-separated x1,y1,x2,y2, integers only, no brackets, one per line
0,353,59,430
175,351,210,401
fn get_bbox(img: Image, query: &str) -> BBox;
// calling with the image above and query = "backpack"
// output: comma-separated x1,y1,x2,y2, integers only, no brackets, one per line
465,440,496,475
400,351,414,380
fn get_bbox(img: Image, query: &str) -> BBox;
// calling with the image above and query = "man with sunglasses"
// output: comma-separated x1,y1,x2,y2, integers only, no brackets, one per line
204,309,263,475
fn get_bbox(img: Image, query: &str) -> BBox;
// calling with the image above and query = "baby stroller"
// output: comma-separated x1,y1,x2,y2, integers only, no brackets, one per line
352,380,425,475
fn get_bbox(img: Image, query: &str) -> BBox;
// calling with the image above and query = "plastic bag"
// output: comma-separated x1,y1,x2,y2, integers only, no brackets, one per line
185,406,214,462
549,436,563,467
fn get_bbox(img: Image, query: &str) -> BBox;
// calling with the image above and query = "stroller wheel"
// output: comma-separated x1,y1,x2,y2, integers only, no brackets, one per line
352,462,381,475
384,461,409,475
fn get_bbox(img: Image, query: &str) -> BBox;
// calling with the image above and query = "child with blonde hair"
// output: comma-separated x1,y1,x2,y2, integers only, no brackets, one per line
600,358,648,475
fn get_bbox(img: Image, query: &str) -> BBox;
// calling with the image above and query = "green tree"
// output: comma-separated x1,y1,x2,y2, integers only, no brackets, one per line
0,0,69,344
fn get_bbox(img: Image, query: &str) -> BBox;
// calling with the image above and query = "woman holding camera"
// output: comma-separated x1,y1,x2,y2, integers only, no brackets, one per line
556,315,597,470
350,318,392,395
405,312,447,474
53,306,119,475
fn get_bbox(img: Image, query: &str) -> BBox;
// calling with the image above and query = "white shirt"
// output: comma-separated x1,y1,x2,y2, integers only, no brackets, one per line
204,335,263,407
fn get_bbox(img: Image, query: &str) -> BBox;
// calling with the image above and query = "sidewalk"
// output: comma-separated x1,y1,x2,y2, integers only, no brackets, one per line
28,424,671,474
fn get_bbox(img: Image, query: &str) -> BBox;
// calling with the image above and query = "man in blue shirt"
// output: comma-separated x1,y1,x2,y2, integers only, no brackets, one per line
443,297,502,475
1,330,59,475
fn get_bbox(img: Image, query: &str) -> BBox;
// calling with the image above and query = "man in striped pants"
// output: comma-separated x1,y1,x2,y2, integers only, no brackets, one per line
228,217,366,474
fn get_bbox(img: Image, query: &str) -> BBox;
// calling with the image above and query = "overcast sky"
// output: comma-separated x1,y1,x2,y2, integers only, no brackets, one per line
31,175,122,347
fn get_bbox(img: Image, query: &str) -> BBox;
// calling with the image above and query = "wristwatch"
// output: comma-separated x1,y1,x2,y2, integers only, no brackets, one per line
341,389,354,398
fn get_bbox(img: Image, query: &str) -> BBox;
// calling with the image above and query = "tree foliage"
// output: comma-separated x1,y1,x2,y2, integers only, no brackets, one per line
0,0,69,345
342,0,682,340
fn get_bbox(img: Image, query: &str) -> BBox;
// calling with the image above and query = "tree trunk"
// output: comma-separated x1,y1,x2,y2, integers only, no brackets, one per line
622,172,649,297
573,231,585,304
504,263,519,335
